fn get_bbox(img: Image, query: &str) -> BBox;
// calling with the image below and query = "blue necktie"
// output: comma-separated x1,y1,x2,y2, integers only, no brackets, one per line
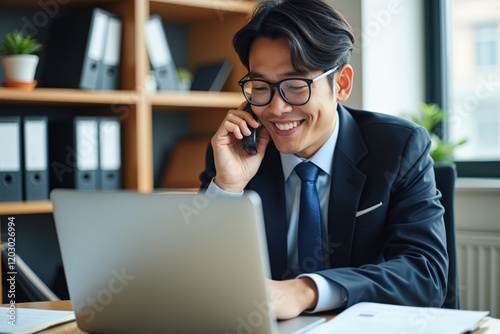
295,162,324,272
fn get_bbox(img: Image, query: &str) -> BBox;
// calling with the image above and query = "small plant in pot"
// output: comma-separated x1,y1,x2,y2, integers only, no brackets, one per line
176,68,193,91
0,30,42,89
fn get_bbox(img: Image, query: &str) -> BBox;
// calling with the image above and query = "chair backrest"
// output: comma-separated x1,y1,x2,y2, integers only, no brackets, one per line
433,163,460,309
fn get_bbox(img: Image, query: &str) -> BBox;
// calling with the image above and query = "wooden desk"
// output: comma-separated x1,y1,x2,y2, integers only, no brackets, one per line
12,300,500,333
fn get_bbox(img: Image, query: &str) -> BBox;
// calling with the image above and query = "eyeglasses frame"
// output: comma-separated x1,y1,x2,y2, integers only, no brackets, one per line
237,66,340,107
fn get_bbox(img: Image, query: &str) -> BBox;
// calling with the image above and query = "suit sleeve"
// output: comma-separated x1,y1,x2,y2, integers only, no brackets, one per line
199,142,216,190
318,126,449,309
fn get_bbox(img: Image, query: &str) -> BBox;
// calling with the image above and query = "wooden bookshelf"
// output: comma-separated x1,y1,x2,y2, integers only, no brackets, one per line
0,201,53,215
0,0,254,215
0,88,138,105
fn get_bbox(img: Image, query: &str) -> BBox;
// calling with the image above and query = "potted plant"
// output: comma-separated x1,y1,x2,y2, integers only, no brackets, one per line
176,68,193,91
0,30,42,89
408,103,467,163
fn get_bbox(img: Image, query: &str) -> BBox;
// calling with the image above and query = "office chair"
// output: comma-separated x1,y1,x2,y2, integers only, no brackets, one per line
433,163,460,309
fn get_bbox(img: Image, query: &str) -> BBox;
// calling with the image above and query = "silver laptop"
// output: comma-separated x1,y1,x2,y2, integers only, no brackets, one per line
51,189,325,334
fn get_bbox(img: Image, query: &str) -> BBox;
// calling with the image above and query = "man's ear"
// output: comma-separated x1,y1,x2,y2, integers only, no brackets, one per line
335,64,354,103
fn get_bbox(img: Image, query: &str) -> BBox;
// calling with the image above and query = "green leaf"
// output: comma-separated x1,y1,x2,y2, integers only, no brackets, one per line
0,30,42,55
406,103,468,163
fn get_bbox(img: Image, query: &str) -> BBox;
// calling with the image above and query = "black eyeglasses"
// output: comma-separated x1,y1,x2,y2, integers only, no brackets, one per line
238,66,339,107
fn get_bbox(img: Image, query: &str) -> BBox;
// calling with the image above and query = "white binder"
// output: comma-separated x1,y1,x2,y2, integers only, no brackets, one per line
0,117,22,202
99,14,122,90
99,117,121,189
23,116,49,200
80,9,109,90
145,15,179,91
74,117,99,190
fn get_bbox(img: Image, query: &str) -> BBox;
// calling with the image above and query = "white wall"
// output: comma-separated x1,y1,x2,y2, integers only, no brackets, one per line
361,0,425,116
455,179,500,233
328,0,363,109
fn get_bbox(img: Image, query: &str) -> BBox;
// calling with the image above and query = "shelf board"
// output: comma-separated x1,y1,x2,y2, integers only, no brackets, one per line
150,91,244,109
0,201,52,215
150,0,253,22
0,88,138,105
0,0,121,9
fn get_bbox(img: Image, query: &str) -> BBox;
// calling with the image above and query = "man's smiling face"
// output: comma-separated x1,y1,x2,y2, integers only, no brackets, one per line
247,37,340,159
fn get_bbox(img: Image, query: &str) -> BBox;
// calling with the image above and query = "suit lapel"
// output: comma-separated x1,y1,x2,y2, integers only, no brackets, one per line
328,105,368,268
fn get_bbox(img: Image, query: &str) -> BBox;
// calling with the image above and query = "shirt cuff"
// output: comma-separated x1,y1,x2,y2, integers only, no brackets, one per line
205,178,244,198
297,273,347,313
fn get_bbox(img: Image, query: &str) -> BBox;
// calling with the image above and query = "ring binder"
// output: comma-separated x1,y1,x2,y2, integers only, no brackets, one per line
99,117,121,190
41,8,115,90
99,14,122,90
74,117,99,190
23,116,49,201
145,15,179,91
0,116,23,202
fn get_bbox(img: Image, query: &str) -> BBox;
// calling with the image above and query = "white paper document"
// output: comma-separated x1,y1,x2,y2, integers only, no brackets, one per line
307,302,490,334
0,307,75,334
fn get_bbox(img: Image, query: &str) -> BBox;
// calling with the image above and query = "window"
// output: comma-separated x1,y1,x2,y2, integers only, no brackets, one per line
426,0,500,177
475,23,498,68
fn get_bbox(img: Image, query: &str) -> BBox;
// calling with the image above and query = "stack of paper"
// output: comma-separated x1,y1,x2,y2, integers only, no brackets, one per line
0,307,75,334
307,302,490,334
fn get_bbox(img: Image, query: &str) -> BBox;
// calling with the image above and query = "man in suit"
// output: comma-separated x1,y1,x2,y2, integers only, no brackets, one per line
200,0,448,320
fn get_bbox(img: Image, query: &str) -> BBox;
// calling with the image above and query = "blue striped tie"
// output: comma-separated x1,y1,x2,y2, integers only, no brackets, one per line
295,162,324,272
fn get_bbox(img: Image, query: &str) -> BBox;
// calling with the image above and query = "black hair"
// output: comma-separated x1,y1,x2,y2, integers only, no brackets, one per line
233,0,355,73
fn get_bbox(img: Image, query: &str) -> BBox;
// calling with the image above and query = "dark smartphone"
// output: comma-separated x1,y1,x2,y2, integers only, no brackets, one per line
242,105,259,155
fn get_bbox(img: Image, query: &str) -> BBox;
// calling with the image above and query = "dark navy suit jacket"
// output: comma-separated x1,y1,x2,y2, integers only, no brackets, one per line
200,104,448,309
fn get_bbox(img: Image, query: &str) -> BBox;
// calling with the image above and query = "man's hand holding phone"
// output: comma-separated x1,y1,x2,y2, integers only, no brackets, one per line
210,102,270,193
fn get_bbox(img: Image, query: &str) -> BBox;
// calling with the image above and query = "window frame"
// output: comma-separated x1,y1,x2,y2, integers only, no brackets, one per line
424,0,500,178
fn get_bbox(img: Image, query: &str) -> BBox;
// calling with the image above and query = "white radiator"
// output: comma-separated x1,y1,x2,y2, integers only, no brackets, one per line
456,231,500,318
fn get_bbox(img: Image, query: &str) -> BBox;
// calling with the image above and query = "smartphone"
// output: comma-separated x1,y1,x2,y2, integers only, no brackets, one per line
242,105,259,155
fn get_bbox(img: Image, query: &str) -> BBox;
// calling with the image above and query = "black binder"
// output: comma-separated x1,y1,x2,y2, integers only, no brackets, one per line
23,116,49,201
190,59,233,91
0,116,23,202
49,117,100,190
41,8,112,90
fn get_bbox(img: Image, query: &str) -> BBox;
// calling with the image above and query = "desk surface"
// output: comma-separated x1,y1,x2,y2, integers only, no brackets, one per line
11,300,500,333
